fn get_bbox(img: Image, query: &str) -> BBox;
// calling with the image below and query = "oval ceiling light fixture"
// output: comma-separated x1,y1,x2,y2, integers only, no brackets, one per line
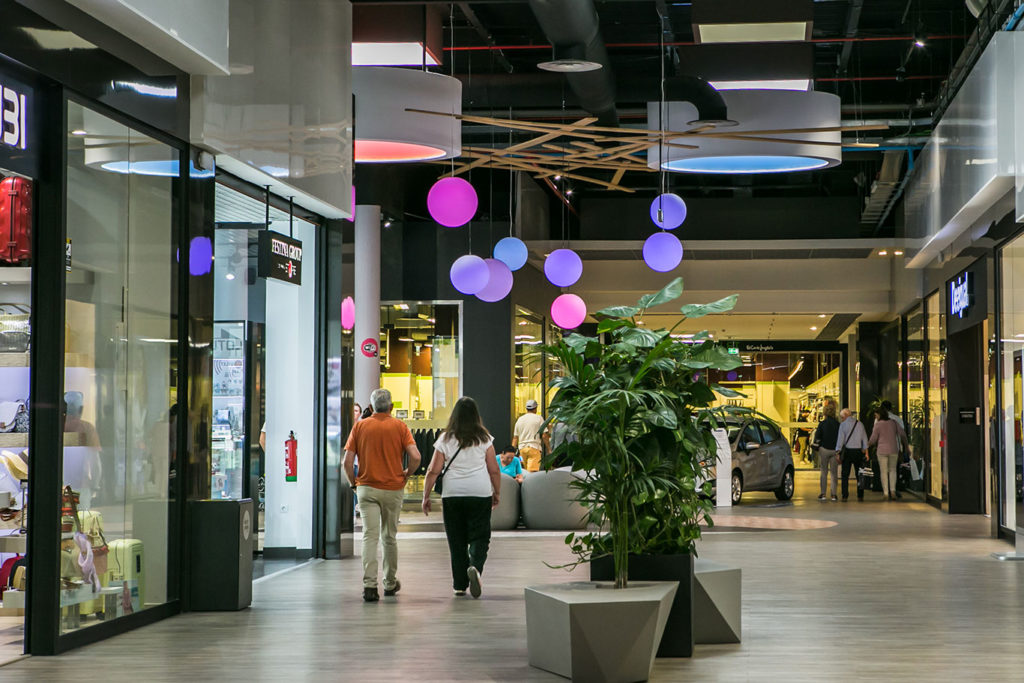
649,193,687,230
475,259,514,302
353,67,461,163
538,44,603,73
493,236,529,271
551,293,588,330
643,232,683,272
648,90,841,174
544,248,583,288
449,254,490,295
427,177,478,227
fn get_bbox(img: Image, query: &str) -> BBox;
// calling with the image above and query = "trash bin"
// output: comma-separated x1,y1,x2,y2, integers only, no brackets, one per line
189,498,254,610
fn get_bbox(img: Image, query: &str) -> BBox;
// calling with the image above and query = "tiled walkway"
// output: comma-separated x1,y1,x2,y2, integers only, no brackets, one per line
4,491,1022,682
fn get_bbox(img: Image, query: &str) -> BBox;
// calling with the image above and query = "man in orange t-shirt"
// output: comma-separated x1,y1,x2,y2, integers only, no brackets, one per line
344,388,421,602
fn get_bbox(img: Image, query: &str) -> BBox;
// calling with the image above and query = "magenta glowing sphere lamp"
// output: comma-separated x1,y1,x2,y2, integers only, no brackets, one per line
449,254,490,295
427,177,478,227
649,193,687,230
341,296,355,330
544,248,583,287
643,232,683,272
475,259,514,302
493,236,529,271
551,293,587,330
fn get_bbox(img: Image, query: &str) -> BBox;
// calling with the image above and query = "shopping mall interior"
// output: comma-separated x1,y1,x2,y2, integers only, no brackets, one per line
1,0,1024,679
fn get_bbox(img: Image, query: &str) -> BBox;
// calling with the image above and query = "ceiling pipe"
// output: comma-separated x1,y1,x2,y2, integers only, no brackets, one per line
527,0,619,126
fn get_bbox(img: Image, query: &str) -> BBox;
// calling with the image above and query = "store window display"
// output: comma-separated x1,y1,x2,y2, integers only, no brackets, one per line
0,167,33,660
60,101,178,633
514,307,544,419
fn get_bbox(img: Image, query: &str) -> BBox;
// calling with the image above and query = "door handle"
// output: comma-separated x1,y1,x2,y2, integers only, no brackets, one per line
975,407,981,426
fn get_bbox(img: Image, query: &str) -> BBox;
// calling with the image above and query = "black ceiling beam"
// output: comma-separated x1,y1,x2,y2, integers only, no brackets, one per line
838,0,863,74
457,3,514,73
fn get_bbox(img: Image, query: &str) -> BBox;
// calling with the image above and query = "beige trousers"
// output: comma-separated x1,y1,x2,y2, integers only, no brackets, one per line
359,486,404,589
877,452,898,494
520,447,542,472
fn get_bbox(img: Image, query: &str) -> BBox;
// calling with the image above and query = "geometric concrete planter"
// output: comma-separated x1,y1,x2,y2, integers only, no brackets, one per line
525,581,678,682
693,559,742,644
590,553,694,658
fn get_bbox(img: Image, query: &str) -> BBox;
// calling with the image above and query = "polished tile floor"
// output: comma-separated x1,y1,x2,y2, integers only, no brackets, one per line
4,474,1022,682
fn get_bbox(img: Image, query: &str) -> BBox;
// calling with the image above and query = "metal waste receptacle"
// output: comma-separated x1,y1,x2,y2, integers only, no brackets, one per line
189,498,254,610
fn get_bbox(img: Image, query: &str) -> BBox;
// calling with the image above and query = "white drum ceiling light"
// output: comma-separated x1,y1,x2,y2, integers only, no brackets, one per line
647,89,841,174
352,66,461,163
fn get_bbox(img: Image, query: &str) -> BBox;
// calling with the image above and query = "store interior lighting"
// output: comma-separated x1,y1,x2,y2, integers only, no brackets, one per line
709,79,810,91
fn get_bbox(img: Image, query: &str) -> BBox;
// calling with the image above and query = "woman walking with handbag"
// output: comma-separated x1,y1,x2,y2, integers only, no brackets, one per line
422,397,501,598
868,405,909,501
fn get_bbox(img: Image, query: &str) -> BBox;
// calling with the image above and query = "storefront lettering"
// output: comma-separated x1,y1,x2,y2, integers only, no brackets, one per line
270,237,302,262
745,344,775,352
0,83,27,151
950,272,973,319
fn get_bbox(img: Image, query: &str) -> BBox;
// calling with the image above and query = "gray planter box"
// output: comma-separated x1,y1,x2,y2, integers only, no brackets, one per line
524,581,677,682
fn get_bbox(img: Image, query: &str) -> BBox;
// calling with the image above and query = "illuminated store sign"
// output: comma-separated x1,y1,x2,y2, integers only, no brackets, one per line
0,81,27,151
258,231,303,285
950,271,973,319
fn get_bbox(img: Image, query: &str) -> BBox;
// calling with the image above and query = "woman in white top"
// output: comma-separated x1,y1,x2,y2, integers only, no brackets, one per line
422,397,500,598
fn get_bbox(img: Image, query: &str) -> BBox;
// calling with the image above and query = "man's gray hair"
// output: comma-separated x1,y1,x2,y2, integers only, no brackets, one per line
840,407,852,419
370,388,392,413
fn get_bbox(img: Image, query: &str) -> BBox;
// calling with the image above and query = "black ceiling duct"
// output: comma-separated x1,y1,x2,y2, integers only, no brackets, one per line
661,76,734,126
527,0,618,127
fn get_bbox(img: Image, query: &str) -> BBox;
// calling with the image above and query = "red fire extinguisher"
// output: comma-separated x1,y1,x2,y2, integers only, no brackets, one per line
285,431,298,482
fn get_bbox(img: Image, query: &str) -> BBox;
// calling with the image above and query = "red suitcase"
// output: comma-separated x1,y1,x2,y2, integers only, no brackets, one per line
0,176,31,265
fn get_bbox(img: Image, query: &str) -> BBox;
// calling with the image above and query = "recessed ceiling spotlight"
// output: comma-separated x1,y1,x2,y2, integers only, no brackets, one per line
878,249,888,256
893,249,904,256
538,58,603,73
818,314,826,318
554,175,562,181
565,189,573,196
810,326,818,331
225,273,236,281
71,129,87,136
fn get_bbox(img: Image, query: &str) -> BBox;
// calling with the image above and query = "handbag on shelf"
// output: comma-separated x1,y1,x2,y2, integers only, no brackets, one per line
0,304,29,353
432,445,463,496
13,403,27,433
61,485,80,533
0,402,20,433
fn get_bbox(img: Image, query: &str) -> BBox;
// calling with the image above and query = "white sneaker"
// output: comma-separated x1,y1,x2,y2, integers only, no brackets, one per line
467,566,482,599
454,589,466,597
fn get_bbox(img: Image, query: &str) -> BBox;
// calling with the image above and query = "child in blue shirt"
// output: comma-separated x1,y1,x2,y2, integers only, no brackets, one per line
497,446,524,482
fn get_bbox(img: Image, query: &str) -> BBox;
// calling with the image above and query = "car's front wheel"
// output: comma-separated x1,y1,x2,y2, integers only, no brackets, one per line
731,471,743,505
774,467,795,501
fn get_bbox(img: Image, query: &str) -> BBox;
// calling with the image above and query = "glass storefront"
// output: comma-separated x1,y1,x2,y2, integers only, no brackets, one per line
514,307,544,420
212,181,320,562
61,99,178,631
904,306,927,494
999,236,1024,529
925,291,947,503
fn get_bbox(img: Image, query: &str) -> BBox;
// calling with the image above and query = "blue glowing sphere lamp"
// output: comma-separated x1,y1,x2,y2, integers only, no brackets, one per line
649,193,687,230
544,248,583,287
643,232,683,272
449,254,489,295
493,236,529,271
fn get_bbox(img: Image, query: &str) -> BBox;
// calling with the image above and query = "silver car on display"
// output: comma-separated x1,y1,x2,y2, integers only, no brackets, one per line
704,411,796,505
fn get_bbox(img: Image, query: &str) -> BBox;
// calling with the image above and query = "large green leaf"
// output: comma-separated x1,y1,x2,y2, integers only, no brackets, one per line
597,305,641,318
711,384,746,398
637,277,684,310
564,333,597,353
597,318,631,334
680,294,739,319
619,327,664,347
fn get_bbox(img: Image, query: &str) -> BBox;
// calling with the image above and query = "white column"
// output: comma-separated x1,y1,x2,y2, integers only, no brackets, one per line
354,204,381,409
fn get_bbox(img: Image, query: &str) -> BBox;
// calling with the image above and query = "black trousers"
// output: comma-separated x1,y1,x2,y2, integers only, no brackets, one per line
442,496,492,590
840,449,865,500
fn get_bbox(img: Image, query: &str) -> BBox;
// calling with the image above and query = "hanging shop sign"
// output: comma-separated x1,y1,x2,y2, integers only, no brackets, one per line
258,231,303,285
0,71,37,178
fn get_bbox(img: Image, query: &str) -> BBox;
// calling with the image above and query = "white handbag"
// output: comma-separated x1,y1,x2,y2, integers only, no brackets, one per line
0,402,20,433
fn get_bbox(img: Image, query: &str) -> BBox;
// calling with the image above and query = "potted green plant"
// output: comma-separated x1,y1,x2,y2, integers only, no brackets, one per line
524,278,742,678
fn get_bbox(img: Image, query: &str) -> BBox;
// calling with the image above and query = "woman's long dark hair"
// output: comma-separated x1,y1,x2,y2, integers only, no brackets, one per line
875,406,890,421
445,396,491,448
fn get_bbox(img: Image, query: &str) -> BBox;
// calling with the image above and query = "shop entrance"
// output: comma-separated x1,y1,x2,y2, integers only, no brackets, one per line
709,345,845,470
945,324,986,514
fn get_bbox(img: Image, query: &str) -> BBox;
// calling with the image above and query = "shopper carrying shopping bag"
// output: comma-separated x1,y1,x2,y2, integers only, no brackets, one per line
422,397,501,598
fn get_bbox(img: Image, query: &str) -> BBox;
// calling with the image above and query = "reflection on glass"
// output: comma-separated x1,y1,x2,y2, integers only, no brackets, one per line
62,101,176,632
905,306,926,493
1000,239,1024,525
212,322,245,499
926,291,947,502
515,307,544,421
